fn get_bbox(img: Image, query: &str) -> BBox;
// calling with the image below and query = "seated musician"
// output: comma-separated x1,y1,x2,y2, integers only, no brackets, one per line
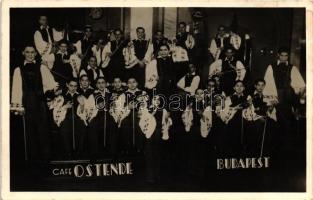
91,37,106,68
208,46,246,96
80,56,104,88
102,29,128,82
209,25,230,61
177,63,200,96
52,40,73,89
123,27,154,87
175,22,195,50
73,25,94,70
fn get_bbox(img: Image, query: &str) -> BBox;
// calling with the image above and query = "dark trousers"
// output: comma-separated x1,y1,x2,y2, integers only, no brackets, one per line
59,115,87,159
24,95,50,161
120,112,144,153
145,140,161,182
125,65,145,88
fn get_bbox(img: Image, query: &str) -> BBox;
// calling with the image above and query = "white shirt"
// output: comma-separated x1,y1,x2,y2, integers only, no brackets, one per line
52,28,68,42
34,25,53,56
69,53,81,78
11,62,58,105
263,62,306,97
177,72,200,96
91,45,103,67
79,65,104,80
209,36,227,60
208,58,246,81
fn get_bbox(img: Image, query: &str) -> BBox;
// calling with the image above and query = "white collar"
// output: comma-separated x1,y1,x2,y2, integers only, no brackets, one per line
66,91,79,96
80,86,93,91
224,57,234,62
126,88,140,93
87,65,97,70
23,60,36,65
40,25,49,30
234,92,244,97
57,50,68,55
277,60,288,65
253,90,263,95
187,72,196,76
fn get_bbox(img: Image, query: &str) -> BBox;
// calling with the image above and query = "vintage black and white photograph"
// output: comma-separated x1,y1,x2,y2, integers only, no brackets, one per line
3,3,310,197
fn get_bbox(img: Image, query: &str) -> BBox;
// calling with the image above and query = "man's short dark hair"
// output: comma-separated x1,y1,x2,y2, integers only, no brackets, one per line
278,46,290,54
67,78,78,84
207,79,216,85
136,27,145,32
114,28,123,34
58,39,68,46
80,74,89,81
179,22,186,27
218,25,225,31
84,25,93,32
89,56,97,61
23,43,36,50
224,45,235,53
96,77,106,83
158,44,170,51
127,77,137,82
254,78,266,85
234,80,245,86
155,30,163,34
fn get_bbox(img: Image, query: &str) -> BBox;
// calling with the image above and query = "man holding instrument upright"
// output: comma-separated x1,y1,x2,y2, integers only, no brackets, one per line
73,25,94,71
102,29,128,83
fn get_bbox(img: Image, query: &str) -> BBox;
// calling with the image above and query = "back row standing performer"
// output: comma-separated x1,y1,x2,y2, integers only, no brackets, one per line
100,29,128,82
34,15,56,69
73,25,94,70
123,27,154,87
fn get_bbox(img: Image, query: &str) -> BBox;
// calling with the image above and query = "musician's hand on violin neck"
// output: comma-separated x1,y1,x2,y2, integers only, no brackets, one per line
63,59,70,64
41,60,48,66
106,52,112,57
138,60,146,68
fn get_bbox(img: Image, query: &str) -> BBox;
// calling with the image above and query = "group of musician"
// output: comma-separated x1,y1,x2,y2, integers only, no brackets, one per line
10,15,306,182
